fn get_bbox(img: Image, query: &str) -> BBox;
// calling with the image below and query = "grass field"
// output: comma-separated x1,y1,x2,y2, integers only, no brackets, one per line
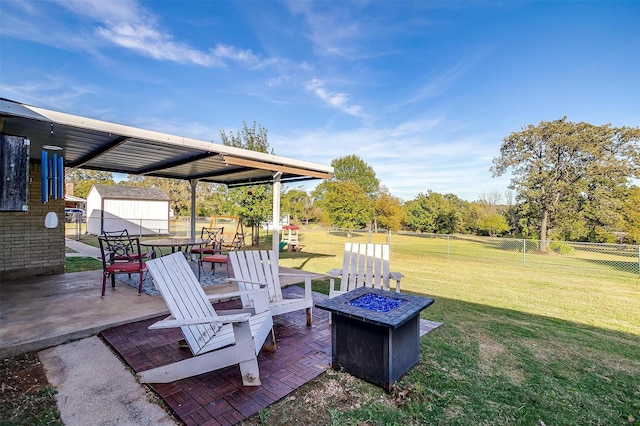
271,228,640,424
66,225,640,424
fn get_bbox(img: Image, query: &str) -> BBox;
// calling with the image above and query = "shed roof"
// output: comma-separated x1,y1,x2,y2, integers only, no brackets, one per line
64,195,86,203
0,98,332,186
91,184,170,201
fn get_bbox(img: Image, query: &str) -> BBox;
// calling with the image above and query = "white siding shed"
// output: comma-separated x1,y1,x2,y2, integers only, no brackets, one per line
86,184,170,236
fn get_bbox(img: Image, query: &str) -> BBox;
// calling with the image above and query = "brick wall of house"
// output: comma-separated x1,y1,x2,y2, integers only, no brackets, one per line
0,160,65,280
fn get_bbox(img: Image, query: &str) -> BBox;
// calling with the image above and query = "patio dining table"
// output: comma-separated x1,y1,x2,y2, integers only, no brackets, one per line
140,238,205,258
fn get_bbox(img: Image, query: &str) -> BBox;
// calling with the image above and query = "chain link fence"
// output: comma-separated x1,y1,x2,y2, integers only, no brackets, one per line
324,229,640,275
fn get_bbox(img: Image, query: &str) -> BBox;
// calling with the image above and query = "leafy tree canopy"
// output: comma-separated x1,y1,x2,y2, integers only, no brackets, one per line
374,186,405,231
65,169,114,199
220,121,273,245
330,155,380,198
404,191,468,234
492,117,640,247
317,181,374,230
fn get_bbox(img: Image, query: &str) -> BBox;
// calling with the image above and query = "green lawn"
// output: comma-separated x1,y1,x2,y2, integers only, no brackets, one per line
66,226,640,424
273,229,639,424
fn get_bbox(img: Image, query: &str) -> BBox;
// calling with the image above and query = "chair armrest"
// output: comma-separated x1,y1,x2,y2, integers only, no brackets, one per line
327,268,343,278
279,273,313,299
206,289,266,301
148,313,251,329
389,272,404,281
225,278,267,287
210,288,271,314
279,272,316,278
389,272,404,292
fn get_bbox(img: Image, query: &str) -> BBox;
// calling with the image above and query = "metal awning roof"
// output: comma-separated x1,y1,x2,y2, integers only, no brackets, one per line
0,98,332,186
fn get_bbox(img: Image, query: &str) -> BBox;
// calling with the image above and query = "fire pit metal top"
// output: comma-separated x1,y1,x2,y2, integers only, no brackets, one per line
315,286,434,329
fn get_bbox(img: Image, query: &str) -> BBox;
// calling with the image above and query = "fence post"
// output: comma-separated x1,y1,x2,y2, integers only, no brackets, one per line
387,230,391,245
522,239,526,266
447,235,450,258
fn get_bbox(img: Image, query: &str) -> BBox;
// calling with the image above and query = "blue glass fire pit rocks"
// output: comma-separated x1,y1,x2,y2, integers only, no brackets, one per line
348,293,408,313
316,287,435,392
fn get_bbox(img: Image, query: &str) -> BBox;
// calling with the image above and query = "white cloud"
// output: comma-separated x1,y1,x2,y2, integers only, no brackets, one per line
1,0,274,69
305,78,363,117
0,73,95,110
272,118,508,201
96,23,222,67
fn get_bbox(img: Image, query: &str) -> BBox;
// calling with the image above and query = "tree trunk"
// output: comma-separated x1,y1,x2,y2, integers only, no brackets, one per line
540,208,550,252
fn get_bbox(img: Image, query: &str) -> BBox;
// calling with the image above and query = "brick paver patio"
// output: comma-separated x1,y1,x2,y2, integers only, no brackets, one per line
101,287,331,426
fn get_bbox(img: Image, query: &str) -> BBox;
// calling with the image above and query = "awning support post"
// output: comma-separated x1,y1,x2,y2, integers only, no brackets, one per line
272,172,282,262
190,179,199,238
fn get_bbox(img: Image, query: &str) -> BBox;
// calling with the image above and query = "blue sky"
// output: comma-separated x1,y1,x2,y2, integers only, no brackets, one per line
1,1,638,201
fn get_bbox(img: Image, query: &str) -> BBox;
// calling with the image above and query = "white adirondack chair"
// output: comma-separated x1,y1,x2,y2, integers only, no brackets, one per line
327,243,404,299
138,252,274,386
228,250,314,326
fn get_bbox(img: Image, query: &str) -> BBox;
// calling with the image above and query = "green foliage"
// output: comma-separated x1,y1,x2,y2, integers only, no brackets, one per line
228,185,272,245
404,191,468,234
330,154,379,198
374,187,405,231
476,212,509,237
282,187,311,224
313,155,380,229
492,118,640,247
549,241,575,255
623,186,640,243
317,181,373,230
219,121,273,245
219,121,272,153
65,169,114,198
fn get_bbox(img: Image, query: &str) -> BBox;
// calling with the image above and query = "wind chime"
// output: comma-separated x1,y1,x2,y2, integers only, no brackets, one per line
41,123,64,204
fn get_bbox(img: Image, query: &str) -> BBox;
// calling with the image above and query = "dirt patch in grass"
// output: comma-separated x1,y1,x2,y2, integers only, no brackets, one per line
0,352,62,425
240,370,401,425
476,330,526,385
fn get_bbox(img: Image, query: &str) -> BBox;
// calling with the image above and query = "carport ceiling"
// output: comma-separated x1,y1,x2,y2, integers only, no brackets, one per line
0,98,332,187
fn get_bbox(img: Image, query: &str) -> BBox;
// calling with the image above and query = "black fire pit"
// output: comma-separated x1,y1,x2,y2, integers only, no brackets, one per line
315,287,434,392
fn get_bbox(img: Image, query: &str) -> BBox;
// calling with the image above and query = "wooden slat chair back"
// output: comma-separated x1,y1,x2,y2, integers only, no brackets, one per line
229,250,314,326
139,252,274,386
328,243,404,299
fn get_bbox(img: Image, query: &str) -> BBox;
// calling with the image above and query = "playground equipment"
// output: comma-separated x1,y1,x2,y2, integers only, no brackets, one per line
281,224,302,252
208,215,245,250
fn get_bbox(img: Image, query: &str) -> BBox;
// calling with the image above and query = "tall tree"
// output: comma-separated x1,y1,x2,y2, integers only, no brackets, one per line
623,186,640,244
330,155,380,198
404,191,468,234
492,118,640,249
281,187,310,225
316,181,374,232
374,186,405,231
220,121,273,154
313,155,379,230
219,122,272,245
476,213,510,237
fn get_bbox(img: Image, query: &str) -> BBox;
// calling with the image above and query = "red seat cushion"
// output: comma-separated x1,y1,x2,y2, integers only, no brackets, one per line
203,255,228,263
106,262,146,273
